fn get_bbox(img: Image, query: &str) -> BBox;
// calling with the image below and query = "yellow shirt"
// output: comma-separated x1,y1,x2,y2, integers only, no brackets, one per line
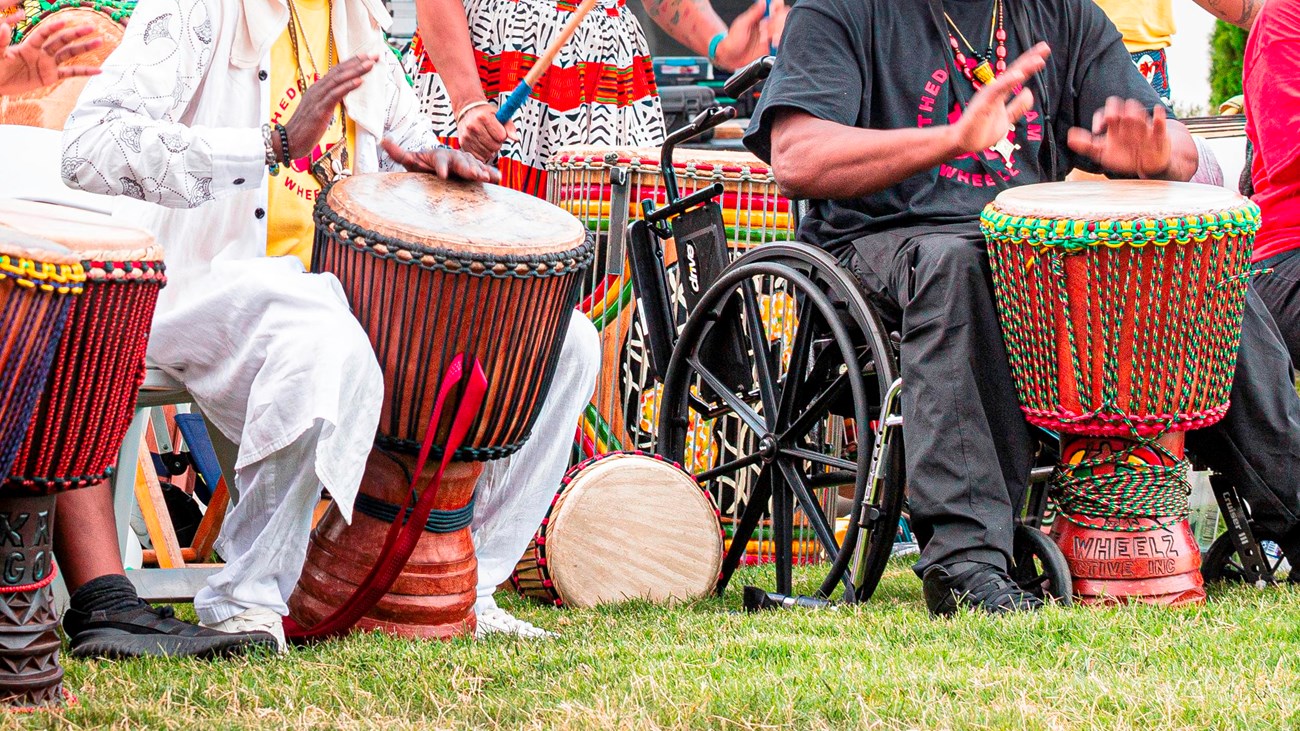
1094,0,1175,52
266,0,356,269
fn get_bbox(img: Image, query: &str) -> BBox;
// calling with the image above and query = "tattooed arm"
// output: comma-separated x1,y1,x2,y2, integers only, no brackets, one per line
641,0,782,72
1190,0,1263,28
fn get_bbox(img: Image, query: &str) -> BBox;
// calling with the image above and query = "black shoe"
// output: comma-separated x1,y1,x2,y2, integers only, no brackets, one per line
63,600,280,660
922,561,1045,617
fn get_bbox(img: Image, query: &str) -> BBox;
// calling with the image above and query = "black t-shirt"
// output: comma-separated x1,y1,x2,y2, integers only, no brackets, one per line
744,0,1165,251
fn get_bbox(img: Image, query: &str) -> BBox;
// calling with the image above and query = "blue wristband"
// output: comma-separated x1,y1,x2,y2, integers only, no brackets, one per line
707,32,726,66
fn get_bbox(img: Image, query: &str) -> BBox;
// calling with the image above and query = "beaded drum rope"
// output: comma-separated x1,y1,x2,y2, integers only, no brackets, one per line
983,202,1259,532
10,0,135,41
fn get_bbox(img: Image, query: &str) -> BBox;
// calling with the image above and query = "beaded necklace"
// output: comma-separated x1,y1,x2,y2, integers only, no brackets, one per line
944,0,1006,89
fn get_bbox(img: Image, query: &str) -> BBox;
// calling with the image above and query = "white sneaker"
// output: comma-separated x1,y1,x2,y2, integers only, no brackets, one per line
474,607,556,639
201,606,287,653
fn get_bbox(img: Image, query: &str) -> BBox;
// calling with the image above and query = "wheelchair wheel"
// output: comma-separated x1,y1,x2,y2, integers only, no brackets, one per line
1010,524,1072,605
656,243,904,603
1202,527,1288,584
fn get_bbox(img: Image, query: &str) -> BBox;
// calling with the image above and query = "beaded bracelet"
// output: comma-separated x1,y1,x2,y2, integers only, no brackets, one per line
275,123,291,166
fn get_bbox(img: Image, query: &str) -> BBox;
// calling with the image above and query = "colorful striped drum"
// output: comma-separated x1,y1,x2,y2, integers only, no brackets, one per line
983,180,1258,606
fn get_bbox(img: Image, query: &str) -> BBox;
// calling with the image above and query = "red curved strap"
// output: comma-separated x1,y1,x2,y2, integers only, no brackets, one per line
284,354,487,641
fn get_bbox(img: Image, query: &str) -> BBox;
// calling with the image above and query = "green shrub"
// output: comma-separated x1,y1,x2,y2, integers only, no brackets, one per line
1209,20,1248,107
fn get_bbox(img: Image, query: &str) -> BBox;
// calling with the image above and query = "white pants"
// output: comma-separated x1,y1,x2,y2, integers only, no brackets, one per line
183,292,598,622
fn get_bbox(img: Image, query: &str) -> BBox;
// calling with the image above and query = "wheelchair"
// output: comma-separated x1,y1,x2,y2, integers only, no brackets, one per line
629,58,1285,607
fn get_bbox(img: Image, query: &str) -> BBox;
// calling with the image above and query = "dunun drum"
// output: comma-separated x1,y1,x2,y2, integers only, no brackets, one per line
511,452,723,608
0,201,165,493
0,229,82,708
289,173,591,638
547,147,813,564
983,181,1258,606
0,2,133,129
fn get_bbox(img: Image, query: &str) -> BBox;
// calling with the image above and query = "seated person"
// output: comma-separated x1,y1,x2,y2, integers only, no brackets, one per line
58,0,598,653
1244,0,1300,365
0,0,278,659
746,0,1300,614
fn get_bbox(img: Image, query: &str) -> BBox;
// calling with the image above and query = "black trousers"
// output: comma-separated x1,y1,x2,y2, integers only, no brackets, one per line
841,222,1300,575
1253,250,1300,366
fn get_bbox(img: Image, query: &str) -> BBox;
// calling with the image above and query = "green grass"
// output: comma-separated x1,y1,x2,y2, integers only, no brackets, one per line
12,560,1300,730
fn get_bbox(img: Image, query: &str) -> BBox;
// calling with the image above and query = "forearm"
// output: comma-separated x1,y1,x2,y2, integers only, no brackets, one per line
641,0,727,57
381,54,447,170
1189,0,1263,28
414,0,486,111
771,112,963,200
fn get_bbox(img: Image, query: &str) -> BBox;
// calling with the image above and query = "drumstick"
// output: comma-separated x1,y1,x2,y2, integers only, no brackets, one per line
496,0,601,123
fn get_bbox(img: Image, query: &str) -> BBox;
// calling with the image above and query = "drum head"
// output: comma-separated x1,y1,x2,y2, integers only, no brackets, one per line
325,172,586,258
992,180,1249,220
547,453,722,608
0,226,79,266
0,8,125,130
0,200,161,261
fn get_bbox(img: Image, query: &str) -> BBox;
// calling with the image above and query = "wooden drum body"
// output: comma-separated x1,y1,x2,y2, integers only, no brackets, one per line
0,226,85,710
511,452,723,608
289,173,591,639
0,3,132,130
983,181,1258,606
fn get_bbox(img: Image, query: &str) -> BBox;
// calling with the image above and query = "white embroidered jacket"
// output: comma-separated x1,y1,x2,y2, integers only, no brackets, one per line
60,0,440,313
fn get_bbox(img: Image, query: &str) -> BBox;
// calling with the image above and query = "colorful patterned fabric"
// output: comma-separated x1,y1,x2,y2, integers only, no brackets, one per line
1131,48,1171,108
401,0,665,198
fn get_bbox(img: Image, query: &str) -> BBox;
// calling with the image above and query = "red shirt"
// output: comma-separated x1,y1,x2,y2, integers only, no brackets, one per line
1245,0,1300,261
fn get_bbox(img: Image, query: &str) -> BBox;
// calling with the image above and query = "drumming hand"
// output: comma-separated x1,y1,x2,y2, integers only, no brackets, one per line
457,102,517,163
0,16,103,96
950,42,1050,155
278,53,379,161
712,0,786,72
1067,97,1172,179
381,139,501,183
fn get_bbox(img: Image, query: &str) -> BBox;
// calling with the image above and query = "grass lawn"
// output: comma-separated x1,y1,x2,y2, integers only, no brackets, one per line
14,559,1300,730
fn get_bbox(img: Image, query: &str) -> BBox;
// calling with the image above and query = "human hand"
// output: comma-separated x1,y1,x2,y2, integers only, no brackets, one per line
1067,97,1172,178
950,42,1050,155
711,0,786,72
0,16,104,96
456,101,517,162
279,53,379,161
381,138,501,183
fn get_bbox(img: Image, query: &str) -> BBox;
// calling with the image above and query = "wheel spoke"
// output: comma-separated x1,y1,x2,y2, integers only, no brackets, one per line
779,446,857,473
776,458,842,561
686,355,768,436
775,297,817,429
780,372,849,444
694,452,765,483
740,280,781,419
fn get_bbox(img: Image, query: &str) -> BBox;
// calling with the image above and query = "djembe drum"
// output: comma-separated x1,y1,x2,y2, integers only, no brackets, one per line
982,181,1258,606
0,201,165,495
288,173,591,638
0,202,161,709
511,452,723,608
0,227,82,711
0,1,134,129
